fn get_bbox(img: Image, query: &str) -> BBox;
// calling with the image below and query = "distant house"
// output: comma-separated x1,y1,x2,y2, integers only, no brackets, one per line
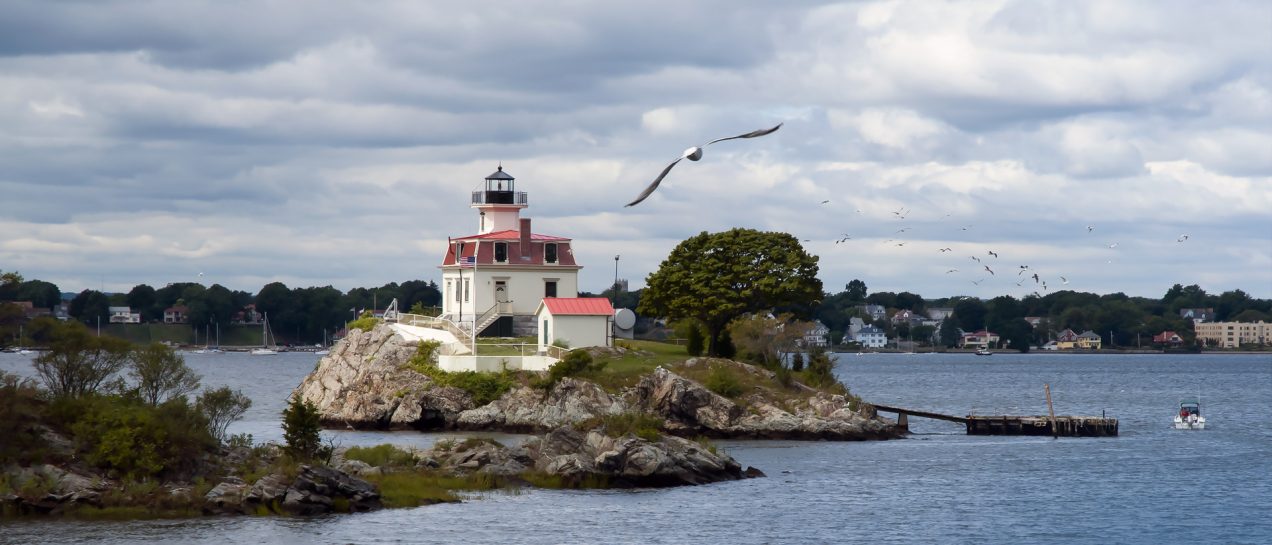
858,304,887,321
855,325,887,348
108,306,141,324
960,330,1000,349
890,309,924,328
164,305,189,324
534,297,614,353
1179,308,1214,324
803,320,830,348
1152,331,1184,346
1055,329,1102,350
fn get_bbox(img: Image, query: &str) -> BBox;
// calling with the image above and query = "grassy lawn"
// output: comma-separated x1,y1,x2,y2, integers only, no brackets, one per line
577,339,692,392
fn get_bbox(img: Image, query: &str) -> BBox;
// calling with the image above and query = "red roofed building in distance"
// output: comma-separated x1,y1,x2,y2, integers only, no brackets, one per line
440,167,582,337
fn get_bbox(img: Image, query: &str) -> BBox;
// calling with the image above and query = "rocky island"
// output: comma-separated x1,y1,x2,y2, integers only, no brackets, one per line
295,323,899,440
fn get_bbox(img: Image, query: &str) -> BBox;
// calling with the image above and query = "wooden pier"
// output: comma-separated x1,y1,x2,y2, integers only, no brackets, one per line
872,404,1118,437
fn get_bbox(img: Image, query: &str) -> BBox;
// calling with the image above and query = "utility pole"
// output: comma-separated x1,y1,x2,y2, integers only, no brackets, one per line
613,255,620,307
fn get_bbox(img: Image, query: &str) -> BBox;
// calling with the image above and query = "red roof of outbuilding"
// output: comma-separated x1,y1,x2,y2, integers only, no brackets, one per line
539,298,614,316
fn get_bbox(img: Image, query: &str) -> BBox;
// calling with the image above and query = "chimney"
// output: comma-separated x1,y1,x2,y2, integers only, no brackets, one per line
520,218,532,258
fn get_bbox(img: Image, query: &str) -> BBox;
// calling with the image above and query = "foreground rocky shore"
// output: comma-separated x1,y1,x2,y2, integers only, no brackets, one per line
295,324,900,440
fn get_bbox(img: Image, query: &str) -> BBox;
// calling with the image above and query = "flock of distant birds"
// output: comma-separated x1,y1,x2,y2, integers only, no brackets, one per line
625,122,1194,297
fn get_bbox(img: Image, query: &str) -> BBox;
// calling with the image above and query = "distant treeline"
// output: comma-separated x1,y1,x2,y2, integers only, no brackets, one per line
1,270,440,346
816,280,1271,348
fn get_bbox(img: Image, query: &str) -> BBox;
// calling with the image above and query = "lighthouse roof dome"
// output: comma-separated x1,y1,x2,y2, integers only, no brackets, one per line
485,166,515,181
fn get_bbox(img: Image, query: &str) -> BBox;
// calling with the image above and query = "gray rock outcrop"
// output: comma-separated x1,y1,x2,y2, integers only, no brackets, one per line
456,377,627,431
629,361,900,440
294,324,454,429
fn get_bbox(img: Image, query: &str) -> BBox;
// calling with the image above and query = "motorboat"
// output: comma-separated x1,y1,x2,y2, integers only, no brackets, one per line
975,347,993,356
1173,398,1205,430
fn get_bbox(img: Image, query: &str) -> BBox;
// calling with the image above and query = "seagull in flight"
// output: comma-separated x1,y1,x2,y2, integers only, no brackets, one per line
1108,242,1119,249
821,200,830,204
987,250,998,258
970,256,981,263
946,268,959,274
1061,276,1069,285
1177,234,1190,242
961,225,972,231
1032,273,1040,283
625,123,783,207
939,247,952,252
1086,225,1095,232
835,234,852,244
972,279,985,285
984,265,995,275
895,227,911,234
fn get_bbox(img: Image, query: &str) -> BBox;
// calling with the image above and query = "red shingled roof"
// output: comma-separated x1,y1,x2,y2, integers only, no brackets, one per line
453,230,570,242
540,298,614,316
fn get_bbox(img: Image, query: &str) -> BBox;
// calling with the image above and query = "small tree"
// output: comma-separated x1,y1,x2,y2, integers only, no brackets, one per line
790,351,805,372
685,323,704,357
33,322,132,398
130,343,202,406
198,386,252,444
282,397,325,460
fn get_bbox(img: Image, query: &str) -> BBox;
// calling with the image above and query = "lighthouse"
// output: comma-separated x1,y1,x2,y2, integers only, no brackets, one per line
439,167,582,336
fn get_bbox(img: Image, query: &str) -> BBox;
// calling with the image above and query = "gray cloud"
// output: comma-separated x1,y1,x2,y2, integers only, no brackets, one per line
1,1,1268,300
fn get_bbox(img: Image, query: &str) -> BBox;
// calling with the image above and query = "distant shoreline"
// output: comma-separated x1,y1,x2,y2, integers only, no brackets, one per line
829,348,1272,355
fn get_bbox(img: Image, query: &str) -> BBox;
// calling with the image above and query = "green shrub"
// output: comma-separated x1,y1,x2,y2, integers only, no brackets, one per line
0,373,47,465
66,396,214,480
801,347,843,392
790,352,805,372
347,311,381,333
407,343,516,406
704,366,743,398
535,350,607,392
344,444,418,468
578,412,664,443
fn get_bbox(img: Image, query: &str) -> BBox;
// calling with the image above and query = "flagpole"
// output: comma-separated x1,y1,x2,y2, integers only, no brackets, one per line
472,242,478,355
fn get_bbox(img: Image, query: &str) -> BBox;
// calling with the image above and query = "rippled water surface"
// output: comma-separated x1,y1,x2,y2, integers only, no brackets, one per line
3,351,1269,544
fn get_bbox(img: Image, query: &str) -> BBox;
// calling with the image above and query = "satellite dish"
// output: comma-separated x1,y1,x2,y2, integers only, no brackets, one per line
614,308,636,330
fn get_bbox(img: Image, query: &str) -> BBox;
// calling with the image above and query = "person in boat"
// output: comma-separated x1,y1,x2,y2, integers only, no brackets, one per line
1180,407,1190,419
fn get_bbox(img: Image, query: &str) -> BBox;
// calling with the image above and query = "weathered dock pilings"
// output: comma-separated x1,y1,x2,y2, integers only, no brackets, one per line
965,415,1118,437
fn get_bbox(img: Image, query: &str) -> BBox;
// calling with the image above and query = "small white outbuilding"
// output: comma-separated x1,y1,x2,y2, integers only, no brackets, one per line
534,297,614,352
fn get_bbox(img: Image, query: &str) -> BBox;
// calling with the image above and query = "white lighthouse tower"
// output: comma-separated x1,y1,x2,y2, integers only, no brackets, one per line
439,167,582,336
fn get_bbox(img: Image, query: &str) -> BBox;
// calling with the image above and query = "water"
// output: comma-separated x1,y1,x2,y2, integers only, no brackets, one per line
2,351,1269,544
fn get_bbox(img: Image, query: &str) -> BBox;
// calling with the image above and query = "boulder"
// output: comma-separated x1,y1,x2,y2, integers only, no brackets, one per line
523,426,747,487
456,378,627,431
203,482,249,515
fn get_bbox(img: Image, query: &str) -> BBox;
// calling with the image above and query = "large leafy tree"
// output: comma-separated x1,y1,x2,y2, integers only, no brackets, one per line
126,284,158,322
69,289,111,325
638,229,821,356
845,279,868,302
16,280,61,309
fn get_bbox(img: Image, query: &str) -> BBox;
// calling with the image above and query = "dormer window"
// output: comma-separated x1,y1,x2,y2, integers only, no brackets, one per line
545,243,558,264
495,242,508,263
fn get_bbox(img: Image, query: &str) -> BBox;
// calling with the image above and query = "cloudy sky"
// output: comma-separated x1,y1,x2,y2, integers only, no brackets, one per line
2,0,1270,301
